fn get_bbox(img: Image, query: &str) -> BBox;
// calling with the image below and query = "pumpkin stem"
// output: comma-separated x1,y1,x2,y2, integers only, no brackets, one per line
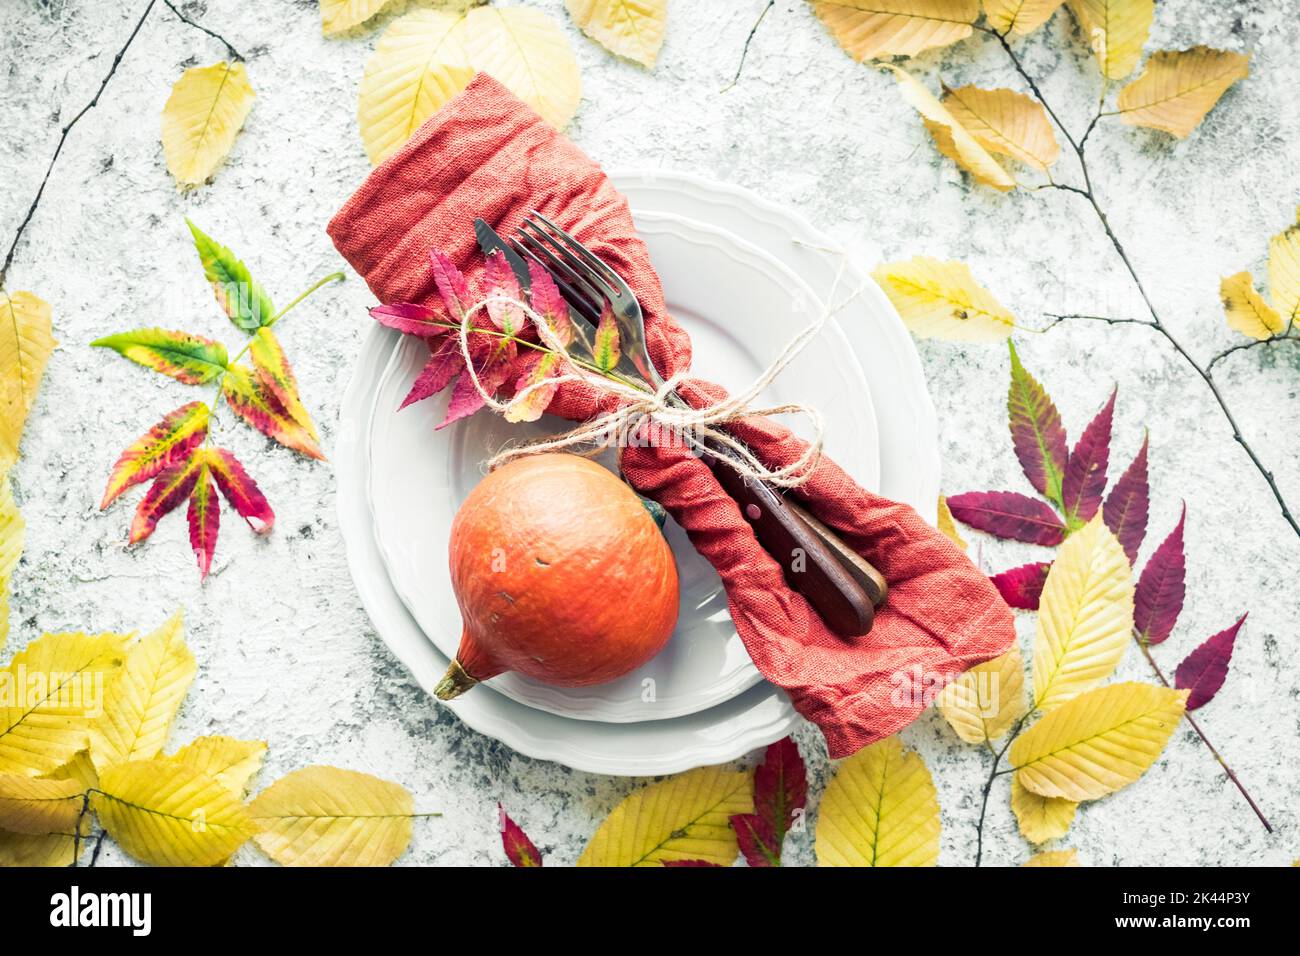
434,658,480,700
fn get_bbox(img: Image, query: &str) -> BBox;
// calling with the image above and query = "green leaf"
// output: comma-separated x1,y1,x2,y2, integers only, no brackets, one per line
187,219,276,331
92,329,228,385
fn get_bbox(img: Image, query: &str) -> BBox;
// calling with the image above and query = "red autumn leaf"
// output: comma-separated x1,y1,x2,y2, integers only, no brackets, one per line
593,302,621,372
188,465,220,578
1134,504,1186,645
438,356,513,430
661,859,724,867
1061,388,1115,527
1103,434,1149,565
527,260,574,347
990,561,1052,610
753,737,806,847
484,250,526,336
1175,614,1246,710
946,491,1067,546
222,365,325,461
504,352,562,424
129,451,204,544
101,401,209,508
1007,342,1068,506
250,328,318,441
430,248,471,320
370,302,449,337
205,448,275,535
498,804,542,867
730,813,779,867
400,338,465,409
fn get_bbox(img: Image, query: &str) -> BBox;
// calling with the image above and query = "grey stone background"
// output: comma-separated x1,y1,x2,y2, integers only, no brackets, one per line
1,0,1296,866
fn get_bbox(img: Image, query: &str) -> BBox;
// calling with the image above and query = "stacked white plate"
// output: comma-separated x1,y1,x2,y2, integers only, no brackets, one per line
337,171,939,775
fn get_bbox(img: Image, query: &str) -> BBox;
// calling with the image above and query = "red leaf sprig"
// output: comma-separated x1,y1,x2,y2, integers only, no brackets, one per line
499,804,543,867
730,736,808,867
95,220,339,576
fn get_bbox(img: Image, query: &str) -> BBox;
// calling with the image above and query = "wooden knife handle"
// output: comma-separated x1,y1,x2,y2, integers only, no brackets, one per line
785,498,888,607
705,454,875,638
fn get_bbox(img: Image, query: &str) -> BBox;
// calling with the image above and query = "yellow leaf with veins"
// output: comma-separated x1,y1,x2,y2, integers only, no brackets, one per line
942,86,1059,172
887,67,1016,191
873,255,1016,342
1268,218,1300,324
0,290,55,472
937,645,1026,743
579,765,752,866
358,7,580,166
1011,682,1186,800
815,736,940,866
1116,47,1249,139
0,773,85,835
1011,773,1077,843
1220,272,1282,340
161,61,255,186
565,0,667,68
936,495,966,549
983,0,1064,35
320,0,394,35
809,0,979,61
167,735,267,798
1067,0,1153,79
1032,515,1132,711
1024,848,1079,866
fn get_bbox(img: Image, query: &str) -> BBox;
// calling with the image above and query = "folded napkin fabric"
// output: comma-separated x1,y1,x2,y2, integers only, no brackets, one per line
328,74,1016,758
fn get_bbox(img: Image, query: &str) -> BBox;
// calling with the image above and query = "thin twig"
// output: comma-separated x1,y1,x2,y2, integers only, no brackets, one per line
973,713,1028,867
1207,333,1299,373
1136,638,1272,832
993,34,1300,541
0,0,158,288
1039,312,1154,332
89,830,108,866
986,34,1278,833
162,0,243,61
722,0,775,92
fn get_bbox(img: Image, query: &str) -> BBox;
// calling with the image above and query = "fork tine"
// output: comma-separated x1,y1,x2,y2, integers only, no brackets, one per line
515,229,606,313
525,211,622,289
520,219,619,301
510,239,602,325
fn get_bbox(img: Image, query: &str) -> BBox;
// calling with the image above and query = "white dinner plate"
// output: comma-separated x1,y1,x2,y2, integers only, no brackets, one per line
337,169,938,775
366,211,880,721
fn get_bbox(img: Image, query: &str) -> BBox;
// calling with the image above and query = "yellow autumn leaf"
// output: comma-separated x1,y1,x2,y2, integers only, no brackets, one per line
1220,271,1282,341
983,0,1065,35
873,255,1017,342
1116,47,1249,139
0,631,129,775
161,61,255,186
358,7,580,167
463,7,582,128
888,67,1016,192
1023,848,1079,866
0,829,83,867
1268,217,1300,325
87,611,196,774
942,85,1060,172
1011,681,1187,801
250,766,415,866
93,759,258,866
565,0,667,68
44,750,98,793
0,478,21,651
321,0,393,35
1032,515,1133,711
937,644,1027,743
1067,0,1152,79
1011,773,1077,844
578,765,752,866
0,773,84,835
809,0,979,61
815,736,940,867
167,736,267,798
0,290,56,472
936,495,966,549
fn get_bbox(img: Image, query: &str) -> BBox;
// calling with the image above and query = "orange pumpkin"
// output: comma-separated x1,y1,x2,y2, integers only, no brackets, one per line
434,453,679,699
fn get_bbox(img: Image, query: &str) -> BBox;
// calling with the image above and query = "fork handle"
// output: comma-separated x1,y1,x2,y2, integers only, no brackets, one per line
704,453,876,638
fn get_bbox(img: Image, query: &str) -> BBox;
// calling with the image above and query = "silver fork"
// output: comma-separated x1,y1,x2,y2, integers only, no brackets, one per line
511,211,886,637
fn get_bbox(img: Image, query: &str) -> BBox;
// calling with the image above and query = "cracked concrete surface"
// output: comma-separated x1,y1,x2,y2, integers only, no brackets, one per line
0,0,1296,865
